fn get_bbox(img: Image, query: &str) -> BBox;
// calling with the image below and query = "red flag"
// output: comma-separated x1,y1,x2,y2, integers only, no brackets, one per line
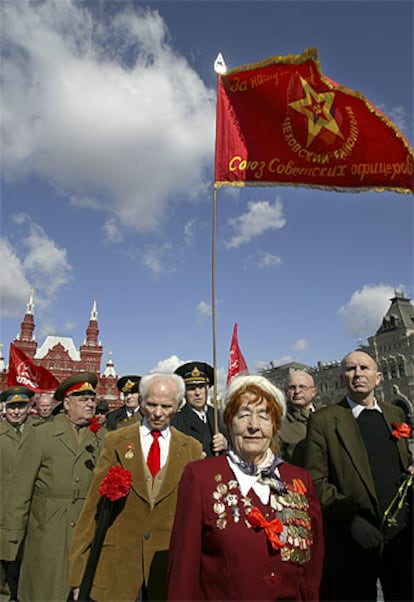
7,343,60,393
215,47,413,193
227,323,248,385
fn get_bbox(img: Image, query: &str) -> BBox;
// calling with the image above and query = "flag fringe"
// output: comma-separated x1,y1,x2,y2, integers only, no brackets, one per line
214,180,412,195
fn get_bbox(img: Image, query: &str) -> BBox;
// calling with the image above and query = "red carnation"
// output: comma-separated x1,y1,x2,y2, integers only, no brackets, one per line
88,416,102,433
79,465,133,599
98,465,132,501
391,421,412,440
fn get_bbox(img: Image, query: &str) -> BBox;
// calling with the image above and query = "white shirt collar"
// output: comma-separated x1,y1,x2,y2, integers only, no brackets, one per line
191,407,207,422
346,395,382,419
141,419,169,438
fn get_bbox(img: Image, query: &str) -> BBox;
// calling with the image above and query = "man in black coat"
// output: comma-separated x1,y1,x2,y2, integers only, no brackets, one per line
171,361,228,457
106,375,142,430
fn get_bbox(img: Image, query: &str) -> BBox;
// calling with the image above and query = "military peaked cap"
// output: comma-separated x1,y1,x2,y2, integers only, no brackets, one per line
0,385,35,404
54,372,98,402
116,375,141,394
174,361,214,386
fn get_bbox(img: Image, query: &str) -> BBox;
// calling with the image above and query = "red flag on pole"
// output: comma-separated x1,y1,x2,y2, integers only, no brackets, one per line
227,323,248,385
215,47,413,193
7,343,60,392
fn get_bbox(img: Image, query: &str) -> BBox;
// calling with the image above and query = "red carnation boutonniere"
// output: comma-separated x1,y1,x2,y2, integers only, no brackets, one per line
88,416,102,433
391,421,412,440
78,465,132,601
99,465,133,501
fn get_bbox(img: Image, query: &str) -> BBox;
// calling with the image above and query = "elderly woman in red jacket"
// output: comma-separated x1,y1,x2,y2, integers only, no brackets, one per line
167,374,324,601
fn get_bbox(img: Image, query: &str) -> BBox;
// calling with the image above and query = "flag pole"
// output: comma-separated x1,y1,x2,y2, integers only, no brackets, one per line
212,185,219,436
212,53,227,438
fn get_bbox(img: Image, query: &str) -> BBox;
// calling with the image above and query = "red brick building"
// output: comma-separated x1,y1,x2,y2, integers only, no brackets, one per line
0,290,123,409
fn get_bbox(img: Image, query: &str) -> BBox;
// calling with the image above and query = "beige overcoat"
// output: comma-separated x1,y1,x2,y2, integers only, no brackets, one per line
68,423,203,601
0,414,107,602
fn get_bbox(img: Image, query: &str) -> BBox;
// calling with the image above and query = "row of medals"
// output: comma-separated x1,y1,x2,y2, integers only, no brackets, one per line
212,474,312,565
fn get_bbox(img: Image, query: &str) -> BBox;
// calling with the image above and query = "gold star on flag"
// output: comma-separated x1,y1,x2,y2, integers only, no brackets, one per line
289,77,343,147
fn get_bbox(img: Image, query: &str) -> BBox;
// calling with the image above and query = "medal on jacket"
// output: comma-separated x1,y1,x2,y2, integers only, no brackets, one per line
125,443,135,459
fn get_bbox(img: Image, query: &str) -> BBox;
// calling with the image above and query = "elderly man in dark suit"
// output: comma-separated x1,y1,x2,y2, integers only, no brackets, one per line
68,372,203,601
172,361,228,457
106,375,142,430
305,350,413,602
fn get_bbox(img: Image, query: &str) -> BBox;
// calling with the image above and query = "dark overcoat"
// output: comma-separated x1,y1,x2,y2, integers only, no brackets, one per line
305,398,412,600
106,406,141,430
171,403,228,457
278,405,310,466
305,398,411,525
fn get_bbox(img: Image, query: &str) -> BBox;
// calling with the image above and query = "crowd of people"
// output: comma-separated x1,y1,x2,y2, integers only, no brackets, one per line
0,351,412,601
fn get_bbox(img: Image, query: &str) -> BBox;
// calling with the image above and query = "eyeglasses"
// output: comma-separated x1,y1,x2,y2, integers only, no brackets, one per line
287,385,315,392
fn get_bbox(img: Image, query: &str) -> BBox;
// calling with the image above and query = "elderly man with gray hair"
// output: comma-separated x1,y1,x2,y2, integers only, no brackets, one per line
68,372,203,602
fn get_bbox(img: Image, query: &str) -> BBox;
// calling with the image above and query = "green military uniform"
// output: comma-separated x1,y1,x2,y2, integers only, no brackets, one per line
0,386,36,598
0,416,37,526
0,373,106,602
1,414,106,601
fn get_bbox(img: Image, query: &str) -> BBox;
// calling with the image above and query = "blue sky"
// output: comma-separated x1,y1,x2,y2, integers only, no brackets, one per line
1,0,413,390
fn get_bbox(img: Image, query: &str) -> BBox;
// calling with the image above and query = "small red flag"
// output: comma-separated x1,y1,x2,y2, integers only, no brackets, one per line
227,323,248,385
7,343,60,393
215,47,413,193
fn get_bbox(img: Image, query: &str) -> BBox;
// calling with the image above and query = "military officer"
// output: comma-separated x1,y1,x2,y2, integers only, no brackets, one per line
0,386,36,601
172,361,228,457
0,372,107,602
106,375,142,430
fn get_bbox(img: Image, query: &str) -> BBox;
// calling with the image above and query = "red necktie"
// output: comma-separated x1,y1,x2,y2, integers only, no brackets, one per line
147,431,161,478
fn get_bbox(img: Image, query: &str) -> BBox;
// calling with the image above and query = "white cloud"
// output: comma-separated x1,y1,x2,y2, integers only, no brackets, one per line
0,214,73,317
271,355,294,367
293,338,308,352
338,283,403,338
0,239,31,316
102,218,123,244
377,104,409,134
183,219,196,247
196,301,212,318
142,243,174,275
150,355,184,373
246,252,282,270
1,1,215,233
225,199,286,249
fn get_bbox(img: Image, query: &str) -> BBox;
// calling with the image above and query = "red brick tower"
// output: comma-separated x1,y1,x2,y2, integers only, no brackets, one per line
14,287,37,359
79,297,103,375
